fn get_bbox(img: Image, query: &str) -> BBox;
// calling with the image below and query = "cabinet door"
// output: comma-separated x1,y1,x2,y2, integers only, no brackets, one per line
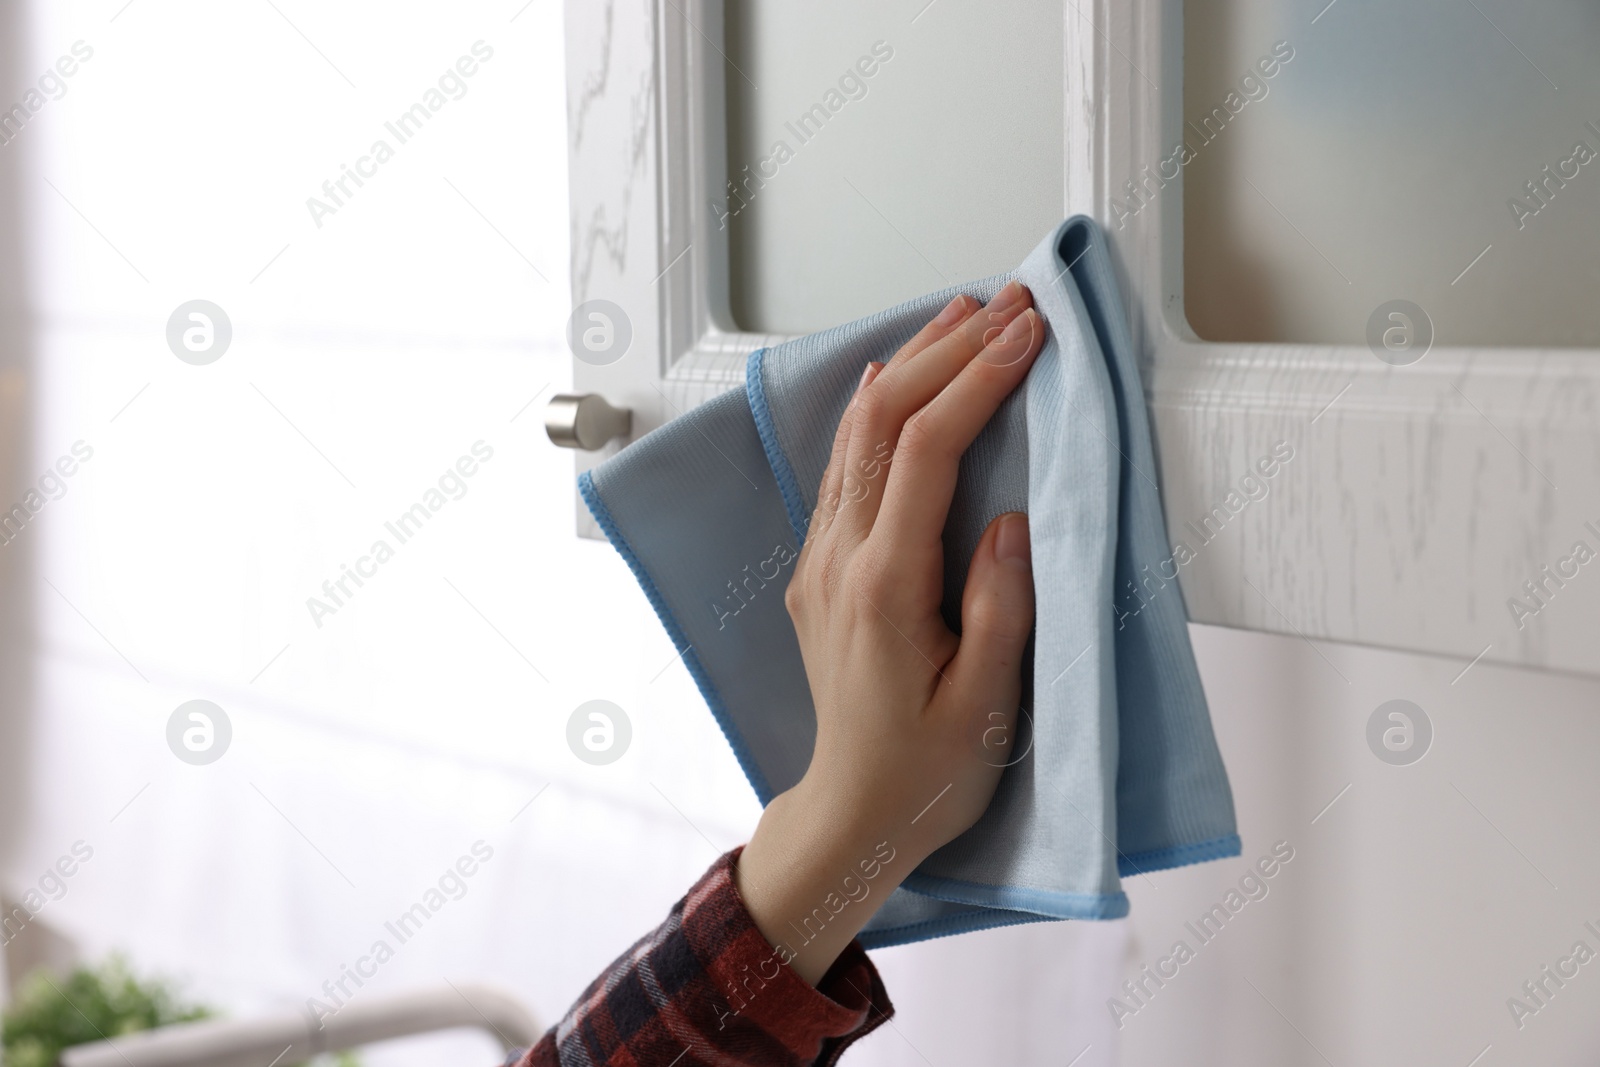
562,0,1600,676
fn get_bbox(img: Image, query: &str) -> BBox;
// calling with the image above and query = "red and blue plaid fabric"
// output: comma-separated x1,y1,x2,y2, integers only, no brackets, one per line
514,848,893,1066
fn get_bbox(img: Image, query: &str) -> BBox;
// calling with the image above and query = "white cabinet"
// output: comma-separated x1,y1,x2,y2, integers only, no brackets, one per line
562,0,1600,676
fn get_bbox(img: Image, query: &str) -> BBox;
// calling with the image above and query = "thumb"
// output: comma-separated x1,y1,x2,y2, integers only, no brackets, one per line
943,512,1035,729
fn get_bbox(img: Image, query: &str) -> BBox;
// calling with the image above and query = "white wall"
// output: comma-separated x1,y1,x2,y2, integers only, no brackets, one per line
847,626,1600,1067
1121,626,1600,1066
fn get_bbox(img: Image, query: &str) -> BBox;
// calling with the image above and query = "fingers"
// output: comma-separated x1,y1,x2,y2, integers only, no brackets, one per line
939,513,1034,756
818,294,983,546
833,281,1037,545
873,280,1031,419
875,302,1044,546
882,293,980,374
809,361,883,543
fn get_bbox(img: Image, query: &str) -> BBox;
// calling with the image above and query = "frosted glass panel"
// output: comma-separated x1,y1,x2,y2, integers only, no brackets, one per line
724,0,1062,335
1184,0,1600,347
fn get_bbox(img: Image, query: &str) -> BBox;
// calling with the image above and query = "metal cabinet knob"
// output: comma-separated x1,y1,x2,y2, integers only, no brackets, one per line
544,393,632,451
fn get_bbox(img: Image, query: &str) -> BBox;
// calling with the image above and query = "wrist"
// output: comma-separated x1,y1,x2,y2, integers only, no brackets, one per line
734,777,921,985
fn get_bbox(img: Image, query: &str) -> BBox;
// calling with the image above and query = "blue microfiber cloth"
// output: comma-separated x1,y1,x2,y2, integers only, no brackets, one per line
580,217,1239,948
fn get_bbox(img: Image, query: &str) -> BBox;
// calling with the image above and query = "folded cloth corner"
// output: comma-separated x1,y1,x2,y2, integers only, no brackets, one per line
579,216,1240,948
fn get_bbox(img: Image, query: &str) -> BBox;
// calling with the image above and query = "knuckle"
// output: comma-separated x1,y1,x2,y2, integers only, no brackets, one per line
967,592,1030,642
851,387,890,429
897,411,947,462
783,577,806,618
808,496,834,537
856,439,894,481
854,567,895,609
849,543,904,608
816,549,850,599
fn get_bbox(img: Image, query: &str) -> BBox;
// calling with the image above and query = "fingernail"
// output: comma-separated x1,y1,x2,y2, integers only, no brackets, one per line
988,280,1024,314
981,308,1039,365
847,361,882,411
934,294,969,326
996,513,1030,566
855,362,876,393
999,307,1035,346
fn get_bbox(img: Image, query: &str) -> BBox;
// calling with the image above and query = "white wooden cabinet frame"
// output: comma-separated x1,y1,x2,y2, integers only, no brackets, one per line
563,0,1600,676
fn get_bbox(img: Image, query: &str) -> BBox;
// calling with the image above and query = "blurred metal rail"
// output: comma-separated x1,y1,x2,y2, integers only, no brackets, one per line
60,983,541,1067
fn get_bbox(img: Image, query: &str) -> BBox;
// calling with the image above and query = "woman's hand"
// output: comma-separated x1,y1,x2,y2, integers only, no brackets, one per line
736,280,1045,984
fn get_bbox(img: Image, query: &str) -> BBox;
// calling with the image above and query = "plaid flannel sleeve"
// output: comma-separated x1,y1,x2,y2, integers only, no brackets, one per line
511,847,893,1067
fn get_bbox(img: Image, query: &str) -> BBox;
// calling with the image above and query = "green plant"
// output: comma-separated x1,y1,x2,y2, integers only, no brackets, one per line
1,955,212,1067
2,956,364,1067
